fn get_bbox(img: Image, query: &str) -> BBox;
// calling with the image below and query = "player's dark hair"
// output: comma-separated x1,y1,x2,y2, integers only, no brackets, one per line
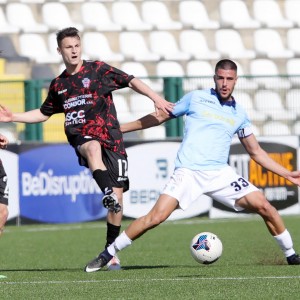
56,27,80,47
215,59,237,73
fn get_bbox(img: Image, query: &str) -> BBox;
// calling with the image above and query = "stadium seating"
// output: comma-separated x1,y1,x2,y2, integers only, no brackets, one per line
1,0,300,139
253,0,293,28
119,32,160,62
141,1,183,30
121,62,162,92
111,2,152,31
82,32,124,62
81,2,122,32
42,2,83,31
0,7,20,33
112,93,133,123
254,90,296,121
215,29,256,59
292,121,300,135
129,94,156,119
254,29,294,59
219,0,261,28
20,0,45,3
286,58,300,86
234,91,267,122
287,29,300,56
149,31,191,61
185,60,214,90
156,61,185,77
262,121,291,136
186,60,214,77
19,34,61,64
285,0,300,27
0,35,30,62
179,30,220,60
234,61,259,90
6,2,48,33
286,89,300,116
178,1,220,29
251,124,261,136
59,0,83,2
250,59,291,89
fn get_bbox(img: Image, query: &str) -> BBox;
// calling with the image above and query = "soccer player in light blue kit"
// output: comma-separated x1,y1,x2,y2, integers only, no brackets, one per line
85,59,300,271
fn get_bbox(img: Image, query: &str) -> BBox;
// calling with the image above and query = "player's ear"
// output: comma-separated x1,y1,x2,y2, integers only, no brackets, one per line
57,47,61,55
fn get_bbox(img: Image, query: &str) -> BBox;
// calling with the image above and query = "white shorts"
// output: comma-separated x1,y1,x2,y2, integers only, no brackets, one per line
162,166,259,211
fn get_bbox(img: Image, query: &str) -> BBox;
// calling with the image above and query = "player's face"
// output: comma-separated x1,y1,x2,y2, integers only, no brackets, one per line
213,68,237,101
58,36,82,68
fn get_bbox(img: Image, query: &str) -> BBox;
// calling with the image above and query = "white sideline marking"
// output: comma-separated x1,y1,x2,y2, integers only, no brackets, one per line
1,276,300,285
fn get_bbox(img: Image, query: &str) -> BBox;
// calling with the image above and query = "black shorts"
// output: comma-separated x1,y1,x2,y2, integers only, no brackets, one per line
75,143,129,193
0,160,8,205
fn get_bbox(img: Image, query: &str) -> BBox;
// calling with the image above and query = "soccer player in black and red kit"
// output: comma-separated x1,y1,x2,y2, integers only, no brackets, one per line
0,27,173,269
0,133,9,237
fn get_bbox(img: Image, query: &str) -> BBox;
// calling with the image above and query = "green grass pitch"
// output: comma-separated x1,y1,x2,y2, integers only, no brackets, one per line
1,215,300,299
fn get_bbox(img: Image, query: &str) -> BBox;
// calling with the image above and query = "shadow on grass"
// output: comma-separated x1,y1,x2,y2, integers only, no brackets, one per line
1,265,176,272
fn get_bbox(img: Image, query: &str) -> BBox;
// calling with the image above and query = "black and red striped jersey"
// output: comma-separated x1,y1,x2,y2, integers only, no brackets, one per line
40,60,134,154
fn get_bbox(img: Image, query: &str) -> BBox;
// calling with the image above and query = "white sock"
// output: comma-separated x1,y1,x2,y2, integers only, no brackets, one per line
107,231,132,256
274,229,295,257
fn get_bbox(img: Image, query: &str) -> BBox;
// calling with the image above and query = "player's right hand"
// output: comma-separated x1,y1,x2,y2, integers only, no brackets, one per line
0,104,13,122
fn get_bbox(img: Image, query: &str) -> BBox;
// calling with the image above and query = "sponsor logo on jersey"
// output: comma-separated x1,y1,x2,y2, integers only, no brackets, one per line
65,110,86,126
63,94,93,109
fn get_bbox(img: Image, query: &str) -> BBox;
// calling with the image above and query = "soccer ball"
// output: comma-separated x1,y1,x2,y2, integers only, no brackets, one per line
190,232,223,265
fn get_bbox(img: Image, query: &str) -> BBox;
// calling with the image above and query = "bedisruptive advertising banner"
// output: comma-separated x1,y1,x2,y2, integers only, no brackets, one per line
19,144,106,223
123,142,212,220
210,136,300,218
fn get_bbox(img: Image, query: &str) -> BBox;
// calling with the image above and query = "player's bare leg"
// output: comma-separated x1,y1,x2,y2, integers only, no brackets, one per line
84,194,179,272
79,141,121,212
236,191,285,235
125,194,179,240
236,191,300,265
0,203,8,237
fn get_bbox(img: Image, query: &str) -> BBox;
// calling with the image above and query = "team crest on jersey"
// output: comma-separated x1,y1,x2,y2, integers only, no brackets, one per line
82,78,91,88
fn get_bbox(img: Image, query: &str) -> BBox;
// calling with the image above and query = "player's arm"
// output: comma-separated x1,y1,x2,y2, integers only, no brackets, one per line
121,110,172,133
128,78,174,115
239,134,300,186
0,105,49,123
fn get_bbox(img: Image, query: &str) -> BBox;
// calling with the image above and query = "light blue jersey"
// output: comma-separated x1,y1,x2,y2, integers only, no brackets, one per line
172,88,251,171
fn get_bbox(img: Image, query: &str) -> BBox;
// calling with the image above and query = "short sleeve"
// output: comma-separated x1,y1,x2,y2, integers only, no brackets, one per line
40,80,64,116
98,62,134,90
172,91,194,117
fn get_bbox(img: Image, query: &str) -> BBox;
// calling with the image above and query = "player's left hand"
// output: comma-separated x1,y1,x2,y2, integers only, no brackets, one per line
286,171,300,186
152,96,174,116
